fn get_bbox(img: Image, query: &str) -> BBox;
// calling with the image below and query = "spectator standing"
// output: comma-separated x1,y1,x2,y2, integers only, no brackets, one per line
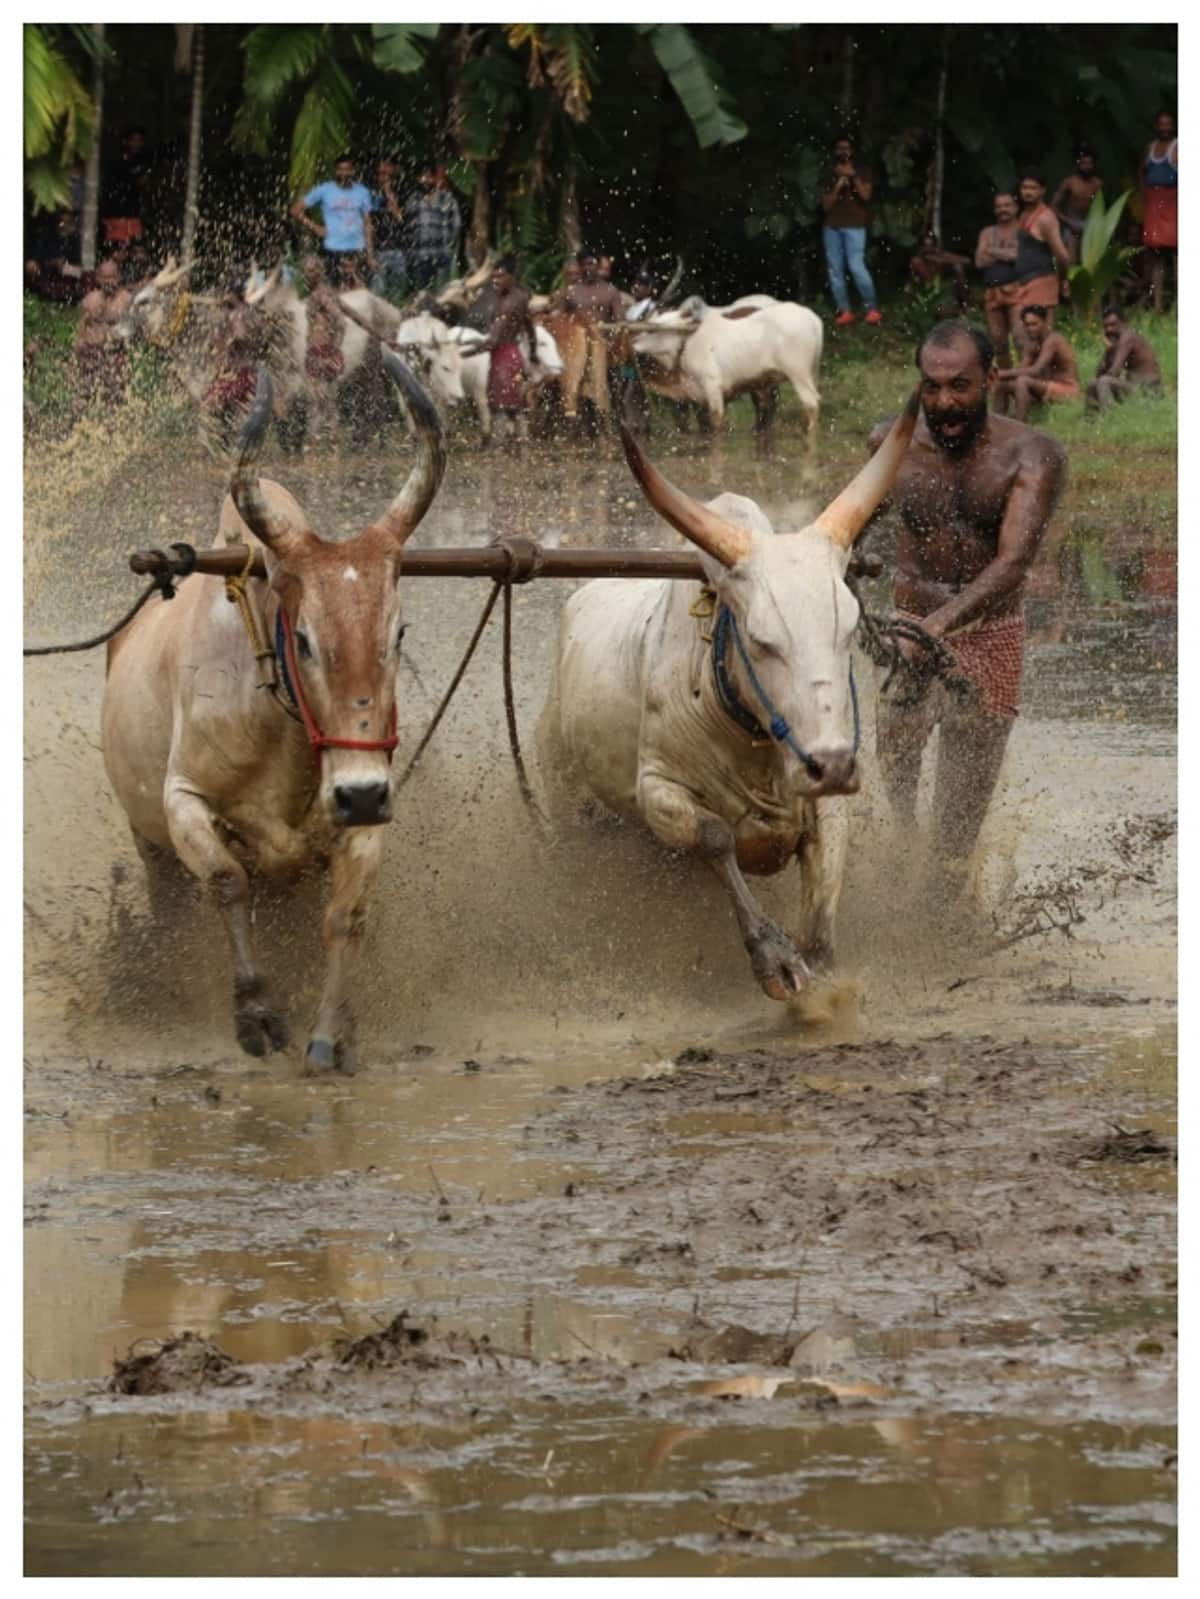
1086,307,1163,411
290,155,375,284
1140,111,1177,313
1051,146,1104,265
404,166,461,290
101,125,151,249
369,158,407,297
977,179,1069,368
819,134,882,327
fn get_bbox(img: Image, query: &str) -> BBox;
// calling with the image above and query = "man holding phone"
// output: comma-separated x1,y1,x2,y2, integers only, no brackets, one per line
820,134,882,327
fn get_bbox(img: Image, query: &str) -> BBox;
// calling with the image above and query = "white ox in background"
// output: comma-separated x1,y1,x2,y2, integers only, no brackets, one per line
537,395,918,1000
102,353,447,1073
631,294,823,444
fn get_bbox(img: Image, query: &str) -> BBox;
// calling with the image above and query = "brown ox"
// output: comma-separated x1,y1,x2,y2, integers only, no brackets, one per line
101,352,445,1073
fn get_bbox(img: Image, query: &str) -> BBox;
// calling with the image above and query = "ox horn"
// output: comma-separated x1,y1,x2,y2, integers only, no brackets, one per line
658,254,685,308
368,349,447,548
619,425,752,568
229,370,309,555
814,385,921,550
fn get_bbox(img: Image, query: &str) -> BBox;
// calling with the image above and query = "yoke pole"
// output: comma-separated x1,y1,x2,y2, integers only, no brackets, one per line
129,542,711,583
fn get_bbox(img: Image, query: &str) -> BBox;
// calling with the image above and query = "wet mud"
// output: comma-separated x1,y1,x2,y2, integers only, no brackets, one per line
24,421,1176,1575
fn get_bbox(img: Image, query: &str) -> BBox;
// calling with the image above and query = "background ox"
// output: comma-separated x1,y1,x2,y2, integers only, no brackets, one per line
631,293,823,443
537,394,918,1000
101,351,446,1073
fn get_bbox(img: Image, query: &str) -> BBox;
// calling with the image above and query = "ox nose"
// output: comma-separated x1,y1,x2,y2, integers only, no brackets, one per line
806,748,860,796
333,782,392,827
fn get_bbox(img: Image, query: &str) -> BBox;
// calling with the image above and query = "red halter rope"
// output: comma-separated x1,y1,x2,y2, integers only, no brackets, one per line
278,605,399,760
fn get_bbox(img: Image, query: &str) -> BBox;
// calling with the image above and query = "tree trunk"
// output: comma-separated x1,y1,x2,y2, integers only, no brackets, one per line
929,29,949,240
560,169,581,257
81,22,104,270
467,161,491,265
839,32,855,128
180,23,204,263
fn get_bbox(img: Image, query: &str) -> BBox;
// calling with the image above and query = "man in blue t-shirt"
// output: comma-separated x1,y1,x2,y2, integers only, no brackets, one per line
289,154,376,284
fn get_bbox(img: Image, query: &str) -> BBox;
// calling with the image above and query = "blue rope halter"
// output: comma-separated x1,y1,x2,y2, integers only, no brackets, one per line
710,604,860,781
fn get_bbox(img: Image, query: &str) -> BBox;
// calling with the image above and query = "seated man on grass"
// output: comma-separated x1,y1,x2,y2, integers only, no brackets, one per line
1086,307,1164,412
993,304,1079,420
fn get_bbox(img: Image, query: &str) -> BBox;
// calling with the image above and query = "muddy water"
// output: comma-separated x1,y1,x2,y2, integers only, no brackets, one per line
24,423,1176,1575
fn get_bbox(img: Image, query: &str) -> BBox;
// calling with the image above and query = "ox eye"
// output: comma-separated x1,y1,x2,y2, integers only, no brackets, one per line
394,623,407,653
295,629,313,661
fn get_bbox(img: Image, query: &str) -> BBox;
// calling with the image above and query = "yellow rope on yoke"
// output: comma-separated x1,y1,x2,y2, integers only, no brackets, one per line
224,545,291,711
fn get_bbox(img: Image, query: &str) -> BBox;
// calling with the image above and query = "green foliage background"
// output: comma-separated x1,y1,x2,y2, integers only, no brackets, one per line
24,22,1176,300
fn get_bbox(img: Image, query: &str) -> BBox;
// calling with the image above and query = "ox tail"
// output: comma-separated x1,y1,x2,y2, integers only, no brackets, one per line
618,425,752,568
229,369,308,554
814,383,920,550
371,349,448,548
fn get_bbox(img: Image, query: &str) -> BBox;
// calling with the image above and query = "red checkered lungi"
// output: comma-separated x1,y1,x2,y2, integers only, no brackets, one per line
305,343,345,383
900,610,1026,719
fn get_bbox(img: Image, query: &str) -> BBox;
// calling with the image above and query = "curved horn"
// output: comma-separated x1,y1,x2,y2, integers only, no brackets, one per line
659,254,685,307
229,370,308,555
619,425,752,568
369,349,447,548
814,385,921,550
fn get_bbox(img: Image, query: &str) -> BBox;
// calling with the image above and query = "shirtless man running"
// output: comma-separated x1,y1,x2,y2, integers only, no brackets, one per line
1086,307,1163,411
867,320,1066,903
994,304,1080,419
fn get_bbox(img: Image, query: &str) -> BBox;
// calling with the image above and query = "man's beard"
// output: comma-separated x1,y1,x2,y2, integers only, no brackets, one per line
925,398,988,452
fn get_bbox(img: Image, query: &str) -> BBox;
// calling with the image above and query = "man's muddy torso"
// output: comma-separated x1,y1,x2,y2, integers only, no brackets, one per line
77,288,132,348
888,416,1051,619
563,280,626,326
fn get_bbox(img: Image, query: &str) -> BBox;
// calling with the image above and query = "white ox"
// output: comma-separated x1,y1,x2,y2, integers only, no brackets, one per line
537,396,918,999
102,353,445,1073
631,294,823,443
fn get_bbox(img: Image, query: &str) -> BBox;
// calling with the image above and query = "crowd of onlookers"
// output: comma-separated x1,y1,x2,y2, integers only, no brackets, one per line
25,112,1175,429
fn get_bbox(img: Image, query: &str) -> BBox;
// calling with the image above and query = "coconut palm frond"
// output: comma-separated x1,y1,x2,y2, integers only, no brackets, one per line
24,24,93,161
289,56,357,192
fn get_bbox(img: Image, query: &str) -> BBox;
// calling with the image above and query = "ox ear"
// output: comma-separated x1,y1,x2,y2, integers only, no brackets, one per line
814,385,921,550
619,426,752,569
229,370,312,559
365,350,447,553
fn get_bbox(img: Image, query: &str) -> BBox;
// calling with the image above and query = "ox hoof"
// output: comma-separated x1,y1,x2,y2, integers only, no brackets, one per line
748,927,811,1003
234,1002,289,1057
304,1036,357,1077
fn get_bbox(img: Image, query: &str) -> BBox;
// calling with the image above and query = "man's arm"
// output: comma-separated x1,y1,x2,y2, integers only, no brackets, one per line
922,439,1066,636
363,207,375,267
290,190,327,240
1034,209,1072,273
851,169,874,204
974,227,997,268
819,177,843,214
